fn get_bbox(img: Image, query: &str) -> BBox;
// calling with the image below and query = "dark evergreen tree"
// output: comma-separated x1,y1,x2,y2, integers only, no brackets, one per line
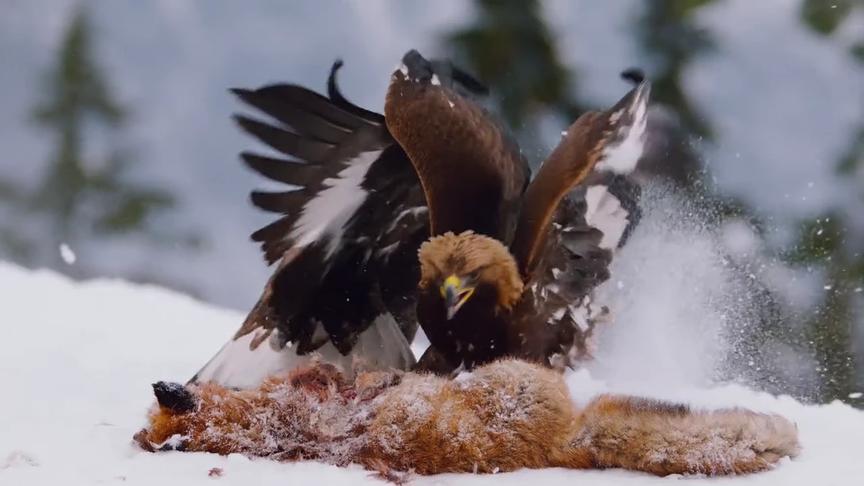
633,0,717,187
445,0,586,159
4,8,179,275
786,0,864,404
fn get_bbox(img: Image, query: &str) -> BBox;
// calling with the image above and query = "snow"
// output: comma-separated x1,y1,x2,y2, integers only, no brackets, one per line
1,261,863,485
58,243,76,265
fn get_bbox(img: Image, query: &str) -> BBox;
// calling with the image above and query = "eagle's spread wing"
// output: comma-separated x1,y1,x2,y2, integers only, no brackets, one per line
384,50,529,243
510,76,650,364
191,63,428,388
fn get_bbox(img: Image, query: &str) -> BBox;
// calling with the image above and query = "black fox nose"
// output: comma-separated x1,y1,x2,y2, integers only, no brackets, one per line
152,381,197,413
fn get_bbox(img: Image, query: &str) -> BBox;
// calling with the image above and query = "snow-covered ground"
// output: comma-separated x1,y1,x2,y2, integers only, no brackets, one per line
1,261,863,486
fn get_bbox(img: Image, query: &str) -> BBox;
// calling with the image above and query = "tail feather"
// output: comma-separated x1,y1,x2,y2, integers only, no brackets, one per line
189,313,415,389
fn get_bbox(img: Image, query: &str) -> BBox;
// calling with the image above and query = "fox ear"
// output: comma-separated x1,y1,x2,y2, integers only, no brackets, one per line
152,381,197,413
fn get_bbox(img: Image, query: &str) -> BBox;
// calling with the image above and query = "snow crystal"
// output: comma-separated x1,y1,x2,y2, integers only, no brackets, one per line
58,243,76,265
2,450,39,469
721,219,759,256
1,263,864,485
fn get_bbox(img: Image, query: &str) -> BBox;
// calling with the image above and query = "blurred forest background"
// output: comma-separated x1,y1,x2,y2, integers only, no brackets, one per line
1,0,862,405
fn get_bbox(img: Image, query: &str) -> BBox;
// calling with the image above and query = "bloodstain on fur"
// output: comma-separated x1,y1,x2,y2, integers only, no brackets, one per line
136,359,799,477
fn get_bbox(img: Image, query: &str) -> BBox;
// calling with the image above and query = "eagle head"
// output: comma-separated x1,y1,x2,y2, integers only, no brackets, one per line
418,231,524,320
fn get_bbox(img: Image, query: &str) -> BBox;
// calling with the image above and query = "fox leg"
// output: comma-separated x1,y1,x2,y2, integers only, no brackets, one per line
572,394,800,476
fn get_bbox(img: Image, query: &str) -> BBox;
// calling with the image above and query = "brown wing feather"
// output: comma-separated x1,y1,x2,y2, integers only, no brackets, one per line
512,81,651,281
510,112,609,281
191,62,429,388
384,50,528,242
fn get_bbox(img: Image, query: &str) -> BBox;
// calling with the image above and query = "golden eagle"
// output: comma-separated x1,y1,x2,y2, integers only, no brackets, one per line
192,50,649,387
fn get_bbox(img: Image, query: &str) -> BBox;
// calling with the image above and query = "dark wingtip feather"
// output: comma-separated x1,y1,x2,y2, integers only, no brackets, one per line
241,151,322,186
250,189,308,214
233,114,334,161
327,58,385,123
620,68,645,85
330,59,344,77
152,381,196,413
327,59,344,99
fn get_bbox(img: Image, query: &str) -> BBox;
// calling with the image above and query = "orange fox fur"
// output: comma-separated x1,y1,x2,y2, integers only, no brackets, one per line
136,359,799,477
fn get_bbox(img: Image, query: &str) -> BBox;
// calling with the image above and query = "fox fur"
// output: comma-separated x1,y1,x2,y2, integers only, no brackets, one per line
135,359,799,477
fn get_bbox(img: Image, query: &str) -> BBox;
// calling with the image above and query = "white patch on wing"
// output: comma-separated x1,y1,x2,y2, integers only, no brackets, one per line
569,300,592,332
549,307,566,323
193,313,415,389
430,74,441,86
596,83,650,174
289,149,382,256
585,184,630,250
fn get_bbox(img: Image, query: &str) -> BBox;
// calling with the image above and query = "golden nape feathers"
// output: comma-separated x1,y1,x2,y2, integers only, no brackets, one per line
137,359,799,478
418,231,524,312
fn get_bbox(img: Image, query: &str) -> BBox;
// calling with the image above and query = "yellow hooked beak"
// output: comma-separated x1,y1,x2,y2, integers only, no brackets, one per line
440,274,475,320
